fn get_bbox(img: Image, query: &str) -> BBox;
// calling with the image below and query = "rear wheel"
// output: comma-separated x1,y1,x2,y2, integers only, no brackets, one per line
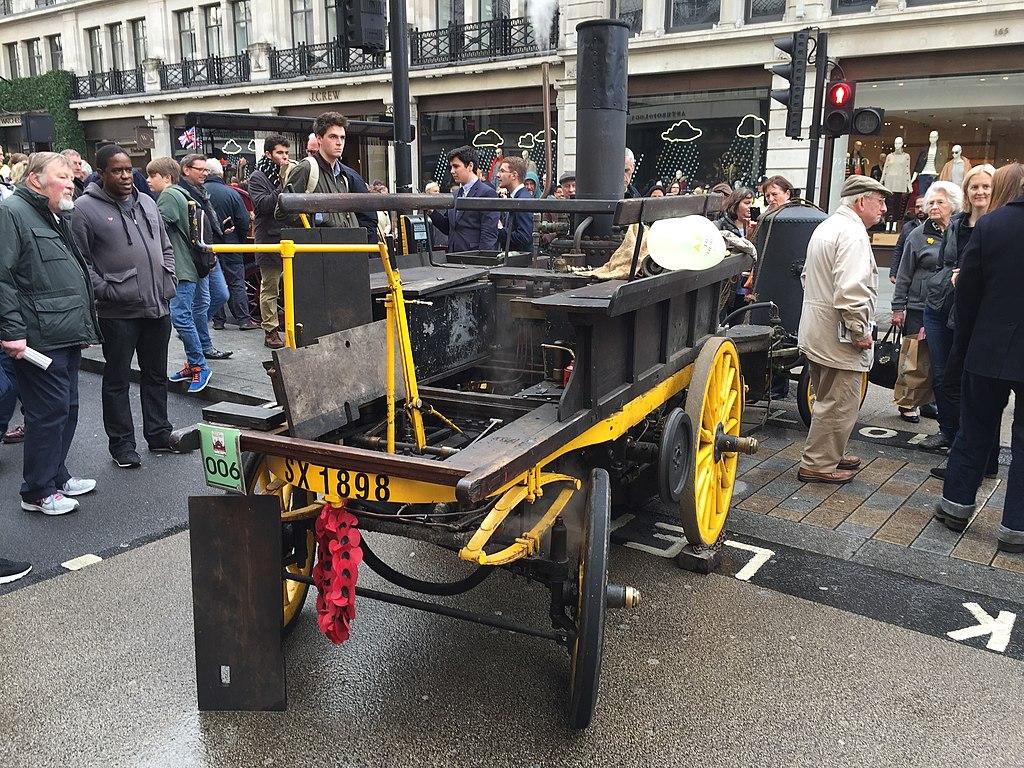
567,468,610,731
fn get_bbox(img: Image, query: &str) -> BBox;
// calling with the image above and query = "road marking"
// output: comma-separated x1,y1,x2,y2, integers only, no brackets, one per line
724,541,775,581
61,554,102,571
946,602,1017,653
907,433,928,445
610,513,635,532
858,426,898,439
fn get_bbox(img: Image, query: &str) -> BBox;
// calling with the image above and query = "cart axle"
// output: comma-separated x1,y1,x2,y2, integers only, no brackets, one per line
714,429,759,459
606,584,641,610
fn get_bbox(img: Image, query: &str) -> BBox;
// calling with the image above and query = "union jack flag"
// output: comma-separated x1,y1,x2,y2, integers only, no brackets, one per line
177,126,198,150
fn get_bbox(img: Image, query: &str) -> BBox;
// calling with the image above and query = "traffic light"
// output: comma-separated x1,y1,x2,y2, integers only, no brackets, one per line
771,30,811,140
823,80,856,137
852,106,885,136
342,0,386,51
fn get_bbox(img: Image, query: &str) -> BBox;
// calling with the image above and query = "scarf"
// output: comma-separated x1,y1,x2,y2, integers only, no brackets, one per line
256,156,282,188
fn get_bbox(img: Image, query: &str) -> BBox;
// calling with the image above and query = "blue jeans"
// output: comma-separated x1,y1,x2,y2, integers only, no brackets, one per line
170,280,207,369
194,261,229,352
923,304,954,439
943,373,1022,531
212,259,252,325
13,346,80,502
0,352,19,432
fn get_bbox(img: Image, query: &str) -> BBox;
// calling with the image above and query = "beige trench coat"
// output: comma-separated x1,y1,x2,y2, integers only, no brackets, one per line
798,205,878,373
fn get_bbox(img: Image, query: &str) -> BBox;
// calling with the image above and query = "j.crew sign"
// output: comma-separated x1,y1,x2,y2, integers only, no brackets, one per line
310,89,342,103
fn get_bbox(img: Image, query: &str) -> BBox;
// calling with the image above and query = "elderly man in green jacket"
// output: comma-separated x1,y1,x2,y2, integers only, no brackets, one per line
0,152,100,520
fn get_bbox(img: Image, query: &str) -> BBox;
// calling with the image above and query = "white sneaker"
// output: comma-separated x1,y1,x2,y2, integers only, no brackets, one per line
62,477,97,496
21,493,79,516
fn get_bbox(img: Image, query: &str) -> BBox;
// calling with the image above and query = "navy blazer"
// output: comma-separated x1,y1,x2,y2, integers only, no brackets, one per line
500,186,534,252
953,196,1024,383
430,179,498,251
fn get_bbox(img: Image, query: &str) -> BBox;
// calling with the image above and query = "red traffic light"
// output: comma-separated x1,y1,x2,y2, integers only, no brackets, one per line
828,82,853,107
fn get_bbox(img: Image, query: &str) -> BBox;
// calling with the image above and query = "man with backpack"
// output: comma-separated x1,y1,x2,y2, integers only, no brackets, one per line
274,112,376,241
146,156,212,395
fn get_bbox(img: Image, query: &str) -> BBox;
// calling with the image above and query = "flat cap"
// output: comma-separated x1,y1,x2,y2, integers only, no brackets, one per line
841,175,890,198
559,171,576,184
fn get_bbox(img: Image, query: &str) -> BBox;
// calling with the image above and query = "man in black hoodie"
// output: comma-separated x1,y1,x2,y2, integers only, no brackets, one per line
71,144,177,468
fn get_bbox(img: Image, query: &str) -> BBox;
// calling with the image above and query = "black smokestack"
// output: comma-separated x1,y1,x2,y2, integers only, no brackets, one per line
575,19,629,248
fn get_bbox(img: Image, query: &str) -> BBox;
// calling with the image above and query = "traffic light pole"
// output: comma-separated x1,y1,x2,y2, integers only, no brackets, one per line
389,0,413,193
804,31,828,204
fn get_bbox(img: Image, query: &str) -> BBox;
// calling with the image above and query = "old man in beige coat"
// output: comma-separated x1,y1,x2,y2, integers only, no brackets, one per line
797,175,889,484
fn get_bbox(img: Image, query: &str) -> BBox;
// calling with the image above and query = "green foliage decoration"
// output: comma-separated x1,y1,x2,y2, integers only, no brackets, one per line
0,70,85,153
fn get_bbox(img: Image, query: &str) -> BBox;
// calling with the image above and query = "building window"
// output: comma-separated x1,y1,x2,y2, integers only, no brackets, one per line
615,0,643,35
477,0,494,22
747,0,784,22
666,0,721,30
130,19,147,66
291,0,314,46
26,38,42,77
204,4,223,58
831,0,873,12
109,23,125,70
176,9,197,60
86,27,104,72
47,34,63,70
232,1,251,54
5,43,19,79
325,0,337,40
436,0,453,27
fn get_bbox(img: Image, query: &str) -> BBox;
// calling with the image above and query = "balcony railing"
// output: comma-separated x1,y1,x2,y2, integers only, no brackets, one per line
666,0,721,30
410,14,559,68
832,0,873,11
73,67,144,99
1,0,13,16
159,53,250,90
269,40,386,80
747,0,785,21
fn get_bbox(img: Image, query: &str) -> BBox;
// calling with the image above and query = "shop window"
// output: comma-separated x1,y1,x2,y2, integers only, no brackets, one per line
291,0,314,46
204,5,223,58
615,0,643,35
26,38,42,77
326,0,337,39
47,34,63,70
109,23,125,71
176,10,197,61
4,43,18,79
86,26,103,73
666,0,721,31
130,19,147,66
747,0,785,22
233,1,252,54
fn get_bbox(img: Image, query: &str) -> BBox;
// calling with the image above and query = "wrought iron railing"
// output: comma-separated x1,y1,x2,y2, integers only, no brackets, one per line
410,13,559,67
667,0,721,29
832,0,873,11
747,0,785,21
269,40,385,80
619,8,643,35
160,54,250,89
0,0,13,16
72,67,144,99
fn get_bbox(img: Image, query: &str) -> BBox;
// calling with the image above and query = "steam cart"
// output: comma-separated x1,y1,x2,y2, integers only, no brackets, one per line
176,191,760,730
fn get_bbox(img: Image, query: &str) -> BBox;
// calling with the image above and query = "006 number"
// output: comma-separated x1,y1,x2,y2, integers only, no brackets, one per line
204,456,241,480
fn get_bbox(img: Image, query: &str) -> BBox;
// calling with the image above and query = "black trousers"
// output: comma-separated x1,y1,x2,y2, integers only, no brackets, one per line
99,316,173,456
212,260,253,325
13,346,80,502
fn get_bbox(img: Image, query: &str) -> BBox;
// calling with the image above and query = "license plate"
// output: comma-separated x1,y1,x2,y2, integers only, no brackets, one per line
280,458,394,502
198,424,244,493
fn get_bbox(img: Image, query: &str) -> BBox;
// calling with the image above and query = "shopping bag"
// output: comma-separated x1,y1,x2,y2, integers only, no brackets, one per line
892,335,933,407
869,325,901,389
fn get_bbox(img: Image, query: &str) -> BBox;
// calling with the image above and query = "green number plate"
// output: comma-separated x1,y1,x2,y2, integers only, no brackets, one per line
198,423,244,493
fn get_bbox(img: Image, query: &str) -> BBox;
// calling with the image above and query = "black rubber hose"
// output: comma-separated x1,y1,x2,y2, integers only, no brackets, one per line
359,536,494,596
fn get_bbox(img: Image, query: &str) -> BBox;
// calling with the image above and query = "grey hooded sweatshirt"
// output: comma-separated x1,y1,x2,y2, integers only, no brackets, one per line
71,181,177,319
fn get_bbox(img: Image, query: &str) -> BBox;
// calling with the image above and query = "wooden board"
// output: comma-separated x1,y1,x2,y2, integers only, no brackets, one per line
369,265,490,297
201,402,285,431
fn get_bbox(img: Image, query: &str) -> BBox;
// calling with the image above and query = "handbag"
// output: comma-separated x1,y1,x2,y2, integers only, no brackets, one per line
869,324,901,389
892,334,933,407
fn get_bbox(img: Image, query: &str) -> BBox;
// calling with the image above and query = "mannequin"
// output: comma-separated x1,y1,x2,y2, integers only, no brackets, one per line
882,137,912,222
848,141,869,176
871,152,886,182
488,147,504,187
521,149,538,179
913,130,941,197
939,144,973,186
844,152,852,178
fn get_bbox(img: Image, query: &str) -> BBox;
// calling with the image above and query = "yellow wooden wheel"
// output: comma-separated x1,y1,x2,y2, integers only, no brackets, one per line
680,337,743,548
244,453,316,634
797,368,869,427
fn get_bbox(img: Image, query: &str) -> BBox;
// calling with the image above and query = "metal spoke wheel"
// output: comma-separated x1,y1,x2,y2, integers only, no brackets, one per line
658,408,693,503
567,467,611,731
680,337,743,548
243,453,315,635
797,367,869,427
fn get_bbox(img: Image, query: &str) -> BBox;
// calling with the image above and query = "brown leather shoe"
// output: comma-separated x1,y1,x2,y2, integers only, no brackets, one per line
264,330,285,350
837,455,861,470
797,467,857,484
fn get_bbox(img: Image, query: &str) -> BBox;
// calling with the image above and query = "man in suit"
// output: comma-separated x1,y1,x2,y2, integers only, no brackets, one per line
430,146,498,252
935,188,1024,551
496,155,533,252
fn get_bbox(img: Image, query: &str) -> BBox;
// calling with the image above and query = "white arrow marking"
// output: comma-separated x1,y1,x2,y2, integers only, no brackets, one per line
610,513,635,533
724,540,775,581
946,602,1016,653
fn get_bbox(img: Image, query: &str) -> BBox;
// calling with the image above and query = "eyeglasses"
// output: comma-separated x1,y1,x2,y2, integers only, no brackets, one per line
188,165,209,173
